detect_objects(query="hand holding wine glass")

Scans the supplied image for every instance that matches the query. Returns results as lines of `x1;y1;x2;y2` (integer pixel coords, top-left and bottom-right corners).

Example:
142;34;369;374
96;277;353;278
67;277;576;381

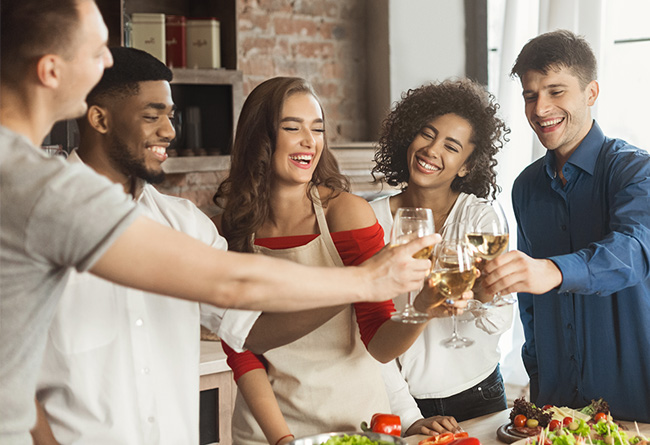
430;233;479;348
390;207;436;324
465;199;515;307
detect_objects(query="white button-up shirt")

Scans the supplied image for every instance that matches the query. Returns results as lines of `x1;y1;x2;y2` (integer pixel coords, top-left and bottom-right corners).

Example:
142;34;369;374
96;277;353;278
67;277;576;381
36;151;260;444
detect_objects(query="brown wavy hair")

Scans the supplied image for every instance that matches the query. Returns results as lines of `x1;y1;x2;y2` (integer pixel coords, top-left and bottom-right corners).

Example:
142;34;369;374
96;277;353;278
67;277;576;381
214;77;349;252
372;78;509;199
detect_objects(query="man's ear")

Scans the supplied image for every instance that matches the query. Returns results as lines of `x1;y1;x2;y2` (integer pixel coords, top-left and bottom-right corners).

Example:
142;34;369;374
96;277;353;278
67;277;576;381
586;80;599;106
87;105;110;134
35;55;62;89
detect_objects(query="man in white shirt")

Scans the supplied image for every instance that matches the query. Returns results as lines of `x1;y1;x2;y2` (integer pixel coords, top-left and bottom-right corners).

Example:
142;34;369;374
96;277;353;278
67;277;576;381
31;47;357;444
0;2;434;442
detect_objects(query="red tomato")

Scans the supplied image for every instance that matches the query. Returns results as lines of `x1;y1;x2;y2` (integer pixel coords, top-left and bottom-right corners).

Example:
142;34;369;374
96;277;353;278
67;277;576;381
563;417;573;426
542;404;553;410
594;412;607;423
514;414;527;428
549;420;561;431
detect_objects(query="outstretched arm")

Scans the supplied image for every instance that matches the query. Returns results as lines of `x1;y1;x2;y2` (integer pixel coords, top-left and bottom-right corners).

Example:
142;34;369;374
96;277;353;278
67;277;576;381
90;216;436;312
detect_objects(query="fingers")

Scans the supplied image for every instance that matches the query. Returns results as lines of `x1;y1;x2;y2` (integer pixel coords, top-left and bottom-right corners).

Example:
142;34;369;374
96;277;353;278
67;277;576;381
399;233;442;257
423;416;461;434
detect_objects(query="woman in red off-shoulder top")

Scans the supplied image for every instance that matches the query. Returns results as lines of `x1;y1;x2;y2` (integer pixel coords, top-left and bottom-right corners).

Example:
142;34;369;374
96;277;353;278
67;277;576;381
212;77;467;445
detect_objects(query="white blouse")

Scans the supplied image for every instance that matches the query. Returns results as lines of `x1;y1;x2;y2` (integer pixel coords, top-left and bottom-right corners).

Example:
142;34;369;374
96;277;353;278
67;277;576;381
370;193;514;432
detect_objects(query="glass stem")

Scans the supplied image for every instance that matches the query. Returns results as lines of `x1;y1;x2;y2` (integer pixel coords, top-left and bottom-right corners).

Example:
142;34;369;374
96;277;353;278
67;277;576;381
451;315;459;338
406;291;415;310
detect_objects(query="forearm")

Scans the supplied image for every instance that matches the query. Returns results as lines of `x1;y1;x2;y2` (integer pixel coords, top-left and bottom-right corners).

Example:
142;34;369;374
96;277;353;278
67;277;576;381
90;217;434;312
237;369;292;445
90;217;369;311
367;321;427;363
30;399;59;445
245;305;347;354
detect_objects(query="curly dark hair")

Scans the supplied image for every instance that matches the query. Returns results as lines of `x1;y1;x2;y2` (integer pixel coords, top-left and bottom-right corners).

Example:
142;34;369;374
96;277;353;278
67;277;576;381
214;77;349;253
372;78;509;199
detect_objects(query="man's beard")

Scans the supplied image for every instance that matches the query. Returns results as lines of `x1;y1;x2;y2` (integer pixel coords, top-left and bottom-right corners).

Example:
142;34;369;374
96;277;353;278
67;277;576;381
107;133;166;184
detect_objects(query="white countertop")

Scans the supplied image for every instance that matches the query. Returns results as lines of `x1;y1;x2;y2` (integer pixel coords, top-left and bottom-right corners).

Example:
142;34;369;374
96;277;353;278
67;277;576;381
199;340;230;376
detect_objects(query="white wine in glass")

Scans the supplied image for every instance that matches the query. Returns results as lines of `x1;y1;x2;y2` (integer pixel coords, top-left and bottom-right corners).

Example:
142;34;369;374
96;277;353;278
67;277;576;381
390;207;435;324
432;237;478;348
465;199;516;306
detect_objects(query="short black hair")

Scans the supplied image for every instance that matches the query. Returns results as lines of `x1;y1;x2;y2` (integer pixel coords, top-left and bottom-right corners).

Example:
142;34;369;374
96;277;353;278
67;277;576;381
87;47;173;106
510;29;597;88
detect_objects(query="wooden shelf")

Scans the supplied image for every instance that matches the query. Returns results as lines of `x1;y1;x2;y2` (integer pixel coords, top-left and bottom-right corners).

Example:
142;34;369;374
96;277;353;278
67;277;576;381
171;68;242;86
163;155;230;173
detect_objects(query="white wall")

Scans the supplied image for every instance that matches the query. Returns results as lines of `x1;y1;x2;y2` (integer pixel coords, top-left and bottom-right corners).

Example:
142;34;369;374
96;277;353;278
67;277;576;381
388;0;466;105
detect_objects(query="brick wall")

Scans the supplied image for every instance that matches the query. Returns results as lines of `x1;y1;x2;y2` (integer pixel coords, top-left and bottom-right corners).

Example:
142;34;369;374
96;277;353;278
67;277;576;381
237;0;368;142
156;0;371;215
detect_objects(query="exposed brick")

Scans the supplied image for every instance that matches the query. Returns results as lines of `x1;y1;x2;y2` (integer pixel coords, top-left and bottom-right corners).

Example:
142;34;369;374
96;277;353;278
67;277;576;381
239;56;276;78
273;17;319;37
255;0;293;14
293;41;336;59
239;36;276;56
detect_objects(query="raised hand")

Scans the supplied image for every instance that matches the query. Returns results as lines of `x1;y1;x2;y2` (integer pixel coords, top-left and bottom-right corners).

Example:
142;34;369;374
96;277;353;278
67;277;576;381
482;250;563;296
362;233;441;302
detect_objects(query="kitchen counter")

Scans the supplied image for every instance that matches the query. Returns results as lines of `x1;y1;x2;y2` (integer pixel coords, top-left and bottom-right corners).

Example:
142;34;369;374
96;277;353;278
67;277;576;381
200;339;230;376
199;340;235;445
405;409;650;445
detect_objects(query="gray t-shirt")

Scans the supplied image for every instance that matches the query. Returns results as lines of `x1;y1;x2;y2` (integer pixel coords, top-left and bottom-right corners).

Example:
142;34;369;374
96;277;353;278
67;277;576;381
0;126;140;444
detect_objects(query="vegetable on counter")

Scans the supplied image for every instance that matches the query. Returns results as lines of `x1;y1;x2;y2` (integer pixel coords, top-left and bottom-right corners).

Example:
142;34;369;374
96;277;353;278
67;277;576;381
418;434;479;445
321;434;394;445
360;413;402;437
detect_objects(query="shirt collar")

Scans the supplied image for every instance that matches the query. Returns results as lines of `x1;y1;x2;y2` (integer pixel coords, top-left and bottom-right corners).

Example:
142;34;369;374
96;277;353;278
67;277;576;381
543;120;604;178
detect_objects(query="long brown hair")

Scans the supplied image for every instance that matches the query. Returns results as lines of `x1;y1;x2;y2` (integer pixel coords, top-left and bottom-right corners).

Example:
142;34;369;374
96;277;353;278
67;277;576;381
214;77;349;252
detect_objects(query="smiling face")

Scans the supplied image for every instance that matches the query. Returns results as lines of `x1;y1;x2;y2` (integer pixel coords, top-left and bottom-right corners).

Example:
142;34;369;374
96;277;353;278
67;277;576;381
521;65;598;157
104;80;176;184
407;113;475;192
271;92;325;186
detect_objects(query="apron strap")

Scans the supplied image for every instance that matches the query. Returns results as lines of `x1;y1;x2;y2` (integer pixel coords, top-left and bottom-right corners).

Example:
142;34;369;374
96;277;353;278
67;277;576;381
310;186;344;267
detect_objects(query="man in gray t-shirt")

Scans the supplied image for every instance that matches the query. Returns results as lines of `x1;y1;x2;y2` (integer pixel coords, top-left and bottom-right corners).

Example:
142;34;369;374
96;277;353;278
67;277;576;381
0;1;436;442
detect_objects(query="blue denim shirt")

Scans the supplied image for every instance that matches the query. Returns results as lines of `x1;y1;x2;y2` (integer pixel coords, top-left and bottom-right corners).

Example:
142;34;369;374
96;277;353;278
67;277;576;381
513;121;650;422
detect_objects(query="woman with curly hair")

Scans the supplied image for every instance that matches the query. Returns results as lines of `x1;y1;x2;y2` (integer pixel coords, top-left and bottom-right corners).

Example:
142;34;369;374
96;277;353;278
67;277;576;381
212;77;466;445
370;78;514;433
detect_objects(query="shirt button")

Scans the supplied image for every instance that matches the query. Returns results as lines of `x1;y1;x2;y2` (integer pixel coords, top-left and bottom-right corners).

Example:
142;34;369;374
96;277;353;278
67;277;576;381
570;355;575;361
135;319;144;327
567;323;573;329
561;224;567;231
148;416;155;423
142;367;150;374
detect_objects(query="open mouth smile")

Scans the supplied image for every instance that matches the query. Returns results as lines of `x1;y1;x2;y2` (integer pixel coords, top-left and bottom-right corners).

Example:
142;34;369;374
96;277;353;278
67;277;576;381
289;153;314;169
416;156;440;173
537;117;564;132
147;145;168;161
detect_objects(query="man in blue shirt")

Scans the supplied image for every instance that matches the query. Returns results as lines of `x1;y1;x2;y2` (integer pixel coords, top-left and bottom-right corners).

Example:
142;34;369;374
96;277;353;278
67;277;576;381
484;30;650;421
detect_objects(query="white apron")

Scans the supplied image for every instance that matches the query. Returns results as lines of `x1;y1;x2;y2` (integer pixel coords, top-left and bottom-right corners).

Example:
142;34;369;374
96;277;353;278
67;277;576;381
232;188;390;444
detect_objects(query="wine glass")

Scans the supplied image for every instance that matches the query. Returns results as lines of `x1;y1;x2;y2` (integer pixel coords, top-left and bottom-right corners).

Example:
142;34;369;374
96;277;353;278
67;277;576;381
390;207;436;324
464;199;516;307
432;228;479;348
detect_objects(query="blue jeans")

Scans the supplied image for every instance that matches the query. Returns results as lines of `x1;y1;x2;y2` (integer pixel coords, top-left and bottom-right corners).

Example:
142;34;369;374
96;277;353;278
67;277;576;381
414;365;507;422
